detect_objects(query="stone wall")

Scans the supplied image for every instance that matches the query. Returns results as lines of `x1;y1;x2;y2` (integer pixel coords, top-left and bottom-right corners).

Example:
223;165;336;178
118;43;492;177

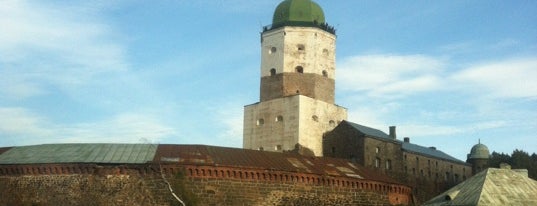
0;164;412;206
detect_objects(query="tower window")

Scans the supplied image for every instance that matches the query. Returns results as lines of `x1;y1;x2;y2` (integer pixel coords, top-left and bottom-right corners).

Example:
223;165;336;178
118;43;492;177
270;68;276;76
275;115;283;122
269;47;277;54
256;118;264;126
386;160;392;170
375;147;380;153
312;115;319;122
375;158;381;168
297;44;305;51
329;120;335;127
295;66;303;73
322;70;328;77
323;49;329;56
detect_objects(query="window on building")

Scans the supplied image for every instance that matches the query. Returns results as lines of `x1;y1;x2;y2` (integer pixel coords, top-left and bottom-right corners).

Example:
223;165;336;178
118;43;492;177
420;169;424;177
404;155;407;160
385;160;392;170
297;44;305;51
375;158;381;168
275;145;282;151
454;174;459;182
256;118;264;126
329;120;335;127
275;115;283;122
445;172;450;181
295;66;304;73
331;147;336;155
270;68;276;76
412;168;416;175
312;115;319;122
269;47;277;54
375;147;380;154
404;166;408;173
322;70;328;77
258;147;264;151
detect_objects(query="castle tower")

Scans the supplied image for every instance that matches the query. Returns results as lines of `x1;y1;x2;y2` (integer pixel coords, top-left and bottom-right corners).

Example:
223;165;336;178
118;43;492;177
243;0;347;156
466;140;490;175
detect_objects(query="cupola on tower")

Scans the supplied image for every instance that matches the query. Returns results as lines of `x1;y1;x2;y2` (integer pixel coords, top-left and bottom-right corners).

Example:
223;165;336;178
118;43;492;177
243;0;347;156
466;140;490;175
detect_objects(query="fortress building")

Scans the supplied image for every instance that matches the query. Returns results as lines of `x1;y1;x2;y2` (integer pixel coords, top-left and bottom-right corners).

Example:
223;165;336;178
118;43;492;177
0;0;496;205
243;0;347;156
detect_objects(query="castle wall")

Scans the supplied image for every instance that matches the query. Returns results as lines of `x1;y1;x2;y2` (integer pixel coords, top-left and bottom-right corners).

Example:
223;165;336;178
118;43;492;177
0;163;412;206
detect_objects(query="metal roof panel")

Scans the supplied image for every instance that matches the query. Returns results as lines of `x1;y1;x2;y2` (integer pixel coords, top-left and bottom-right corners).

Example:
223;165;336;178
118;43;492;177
0;144;157;164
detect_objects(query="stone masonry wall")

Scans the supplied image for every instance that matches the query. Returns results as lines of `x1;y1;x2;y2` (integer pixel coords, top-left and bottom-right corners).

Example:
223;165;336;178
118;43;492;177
0;164;412;206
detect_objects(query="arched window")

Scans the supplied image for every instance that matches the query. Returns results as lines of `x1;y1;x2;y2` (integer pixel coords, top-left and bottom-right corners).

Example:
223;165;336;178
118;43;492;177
257;118;264;126
270;68;276;76
323;49;329;56
295;66;304;73
322;70;328;77
329;120;335;127
269;47;277;54
297;44;305;51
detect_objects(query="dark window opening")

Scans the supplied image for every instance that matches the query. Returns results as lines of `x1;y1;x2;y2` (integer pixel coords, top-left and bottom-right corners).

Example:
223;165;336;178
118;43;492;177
270;68;276;76
295;66;304;73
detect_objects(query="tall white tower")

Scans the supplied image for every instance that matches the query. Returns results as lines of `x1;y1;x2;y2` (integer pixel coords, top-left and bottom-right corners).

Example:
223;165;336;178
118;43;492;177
243;0;347;156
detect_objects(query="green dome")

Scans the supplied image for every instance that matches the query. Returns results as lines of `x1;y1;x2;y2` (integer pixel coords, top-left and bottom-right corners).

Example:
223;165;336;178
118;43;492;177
272;0;326;26
468;143;490;159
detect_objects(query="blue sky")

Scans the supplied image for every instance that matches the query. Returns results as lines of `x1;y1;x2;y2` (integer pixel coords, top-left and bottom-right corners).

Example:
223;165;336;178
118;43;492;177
1;0;536;161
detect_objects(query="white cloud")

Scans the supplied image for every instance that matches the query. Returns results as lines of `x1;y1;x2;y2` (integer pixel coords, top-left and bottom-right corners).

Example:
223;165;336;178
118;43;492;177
338;54;445;98
397;120;507;138
210;100;245;147
0;0;127;99
451;58;537;99
0;107;176;146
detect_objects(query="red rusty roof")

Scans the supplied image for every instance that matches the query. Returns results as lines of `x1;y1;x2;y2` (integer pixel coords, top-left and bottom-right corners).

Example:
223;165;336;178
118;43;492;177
155;144;400;184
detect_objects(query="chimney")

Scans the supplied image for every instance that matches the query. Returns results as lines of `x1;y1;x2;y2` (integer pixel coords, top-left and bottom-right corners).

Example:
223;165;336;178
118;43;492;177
389;126;396;139
404;137;410;143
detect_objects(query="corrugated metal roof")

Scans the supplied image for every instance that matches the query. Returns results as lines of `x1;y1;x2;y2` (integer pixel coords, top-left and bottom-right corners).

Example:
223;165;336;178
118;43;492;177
0;147;11;155
155;144;400;183
402;142;465;163
0;144;158;164
345;121;394;140
0;143;401;184
423;168;537;205
343;121;465;163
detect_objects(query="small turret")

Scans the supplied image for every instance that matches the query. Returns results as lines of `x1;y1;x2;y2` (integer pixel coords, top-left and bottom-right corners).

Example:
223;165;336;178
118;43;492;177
466;139;490;175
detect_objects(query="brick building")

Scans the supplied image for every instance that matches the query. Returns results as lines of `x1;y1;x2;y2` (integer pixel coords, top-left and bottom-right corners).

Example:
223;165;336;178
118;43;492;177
323;121;473;203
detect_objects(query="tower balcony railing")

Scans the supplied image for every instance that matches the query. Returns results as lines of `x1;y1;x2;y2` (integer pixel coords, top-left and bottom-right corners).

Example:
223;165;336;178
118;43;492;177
263;21;336;35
